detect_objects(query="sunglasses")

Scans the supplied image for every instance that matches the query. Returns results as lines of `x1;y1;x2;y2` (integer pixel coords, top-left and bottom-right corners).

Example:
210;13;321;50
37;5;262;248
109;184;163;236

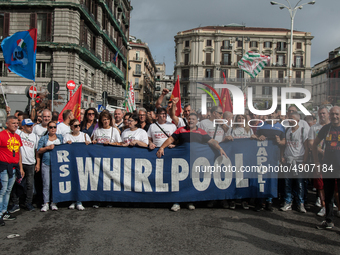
49;126;57;129
73;124;80;128
88;112;95;116
216;111;223;115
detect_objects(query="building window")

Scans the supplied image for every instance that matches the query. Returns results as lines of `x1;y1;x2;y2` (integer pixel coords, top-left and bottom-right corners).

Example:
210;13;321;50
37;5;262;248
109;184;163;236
249;41;258;48
182;69;189;79
222;40;230;49
206;53;211;65
206;40;212;47
84;69;88;85
237;40;242;47
91;73;95;88
237;70;242;79
30;13;52;42
264;41;272;48
222;53;230;65
237;54;242;63
277;55;285;66
296;42;302;49
0;13;10;40
277;42;287;50
36;62;51;78
265;70;270;82
205;69;213;78
135;78;139;86
278;70;284;82
184;53;189;65
185;40;189;47
135;64;141;74
262;86;272;95
0;61;8;77
135;51;140;61
221;69;228;78
295;56;303;68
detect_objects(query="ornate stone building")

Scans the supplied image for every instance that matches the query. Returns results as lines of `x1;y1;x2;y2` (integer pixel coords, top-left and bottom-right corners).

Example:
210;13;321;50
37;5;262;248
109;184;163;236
0;0;132;112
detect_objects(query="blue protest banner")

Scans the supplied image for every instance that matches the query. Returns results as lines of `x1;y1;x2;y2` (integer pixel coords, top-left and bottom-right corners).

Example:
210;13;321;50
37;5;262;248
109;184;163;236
50;139;279;203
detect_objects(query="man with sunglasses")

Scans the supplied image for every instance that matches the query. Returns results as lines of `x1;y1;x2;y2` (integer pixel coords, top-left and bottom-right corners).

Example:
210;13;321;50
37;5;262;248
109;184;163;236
280;112;309;213
9;119;39;213
197;106;225;143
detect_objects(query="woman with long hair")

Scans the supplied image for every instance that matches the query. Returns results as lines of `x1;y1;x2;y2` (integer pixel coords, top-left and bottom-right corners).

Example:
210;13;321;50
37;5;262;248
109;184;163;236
37;121;63;212
92;111;121;145
63;119;91;211
121;113;148;147
81;108;99;137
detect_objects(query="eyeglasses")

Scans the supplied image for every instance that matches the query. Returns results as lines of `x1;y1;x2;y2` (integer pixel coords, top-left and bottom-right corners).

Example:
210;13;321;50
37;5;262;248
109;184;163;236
73;124;80;128
139;114;146;117
216;111;223;115
88;112;95;116
49;126;57;129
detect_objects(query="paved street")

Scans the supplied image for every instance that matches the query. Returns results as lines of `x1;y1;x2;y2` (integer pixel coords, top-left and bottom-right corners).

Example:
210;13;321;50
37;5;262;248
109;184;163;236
0;200;339;255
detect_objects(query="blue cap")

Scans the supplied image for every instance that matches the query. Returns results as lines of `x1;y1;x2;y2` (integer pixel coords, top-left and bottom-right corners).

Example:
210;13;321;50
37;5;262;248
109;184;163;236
22;119;34;126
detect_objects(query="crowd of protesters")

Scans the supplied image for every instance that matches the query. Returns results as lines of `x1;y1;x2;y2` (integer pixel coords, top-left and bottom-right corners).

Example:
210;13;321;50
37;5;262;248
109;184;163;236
0;87;339;231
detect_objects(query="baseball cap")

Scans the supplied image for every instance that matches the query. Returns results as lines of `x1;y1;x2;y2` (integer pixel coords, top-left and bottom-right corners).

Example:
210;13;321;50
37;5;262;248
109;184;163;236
22;119;34;126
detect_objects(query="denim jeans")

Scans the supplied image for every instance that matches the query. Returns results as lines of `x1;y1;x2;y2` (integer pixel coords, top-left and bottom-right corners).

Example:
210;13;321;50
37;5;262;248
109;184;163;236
284;178;304;205
41;163;51;204
0;168;16;216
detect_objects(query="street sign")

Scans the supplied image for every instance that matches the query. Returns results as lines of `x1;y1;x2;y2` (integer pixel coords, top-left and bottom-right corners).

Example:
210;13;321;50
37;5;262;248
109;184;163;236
98;105;105;113
66;80;76;90
47;81;60;94
29;86;37;99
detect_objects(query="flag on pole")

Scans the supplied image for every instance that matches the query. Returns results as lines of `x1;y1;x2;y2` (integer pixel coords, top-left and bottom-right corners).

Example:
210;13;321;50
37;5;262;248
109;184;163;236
58;84;82;122
113;51;119;63
220;72;233;112
1;28;37;81
238;51;270;78
125;81;136;113
170;75;182;117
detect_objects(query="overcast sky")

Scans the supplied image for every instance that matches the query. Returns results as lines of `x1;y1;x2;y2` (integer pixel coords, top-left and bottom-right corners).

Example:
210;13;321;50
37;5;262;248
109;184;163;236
130;0;340;75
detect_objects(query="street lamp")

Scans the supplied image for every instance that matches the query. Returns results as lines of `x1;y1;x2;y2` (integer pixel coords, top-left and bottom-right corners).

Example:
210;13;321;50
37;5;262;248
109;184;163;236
270;0;315;95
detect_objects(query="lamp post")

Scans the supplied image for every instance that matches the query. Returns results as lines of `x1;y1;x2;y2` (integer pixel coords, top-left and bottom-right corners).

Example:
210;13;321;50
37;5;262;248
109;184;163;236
236;36;250;92
270;1;315;98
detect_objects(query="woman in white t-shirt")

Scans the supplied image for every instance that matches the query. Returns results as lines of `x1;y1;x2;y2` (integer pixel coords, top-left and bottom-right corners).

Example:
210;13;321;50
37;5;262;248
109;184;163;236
223;114;256;210
92;111;122;145
63;119;91;211
121;114;149;147
224;114;256;141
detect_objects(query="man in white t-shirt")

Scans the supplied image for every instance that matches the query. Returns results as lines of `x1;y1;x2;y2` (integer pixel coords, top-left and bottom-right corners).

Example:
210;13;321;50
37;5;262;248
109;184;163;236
57;109;73;136
10;119;39;212
33;109;51;139
281;112;309;213
198;106;225;143
148;108;177;150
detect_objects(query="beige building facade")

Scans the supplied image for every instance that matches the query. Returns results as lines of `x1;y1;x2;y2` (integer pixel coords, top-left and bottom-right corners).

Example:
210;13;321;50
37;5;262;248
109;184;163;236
0;0;132;112
128;40;156;109
311;59;328;107
174;24;313;110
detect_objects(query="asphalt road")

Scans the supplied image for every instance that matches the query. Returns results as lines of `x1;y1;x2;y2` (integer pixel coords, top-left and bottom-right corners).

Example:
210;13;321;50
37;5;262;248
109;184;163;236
0;201;339;255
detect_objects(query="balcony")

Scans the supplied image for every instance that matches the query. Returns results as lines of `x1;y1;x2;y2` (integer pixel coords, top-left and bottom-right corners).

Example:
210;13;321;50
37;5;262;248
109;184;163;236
132;57;143;62
134;84;141;90
133;71;142;76
276;47;288;53
220;61;231;66
292;64;305;68
221;45;232;51
181;77;190;82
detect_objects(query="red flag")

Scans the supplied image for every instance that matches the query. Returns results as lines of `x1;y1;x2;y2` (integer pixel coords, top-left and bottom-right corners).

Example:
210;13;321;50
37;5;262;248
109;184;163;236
58;84;82;122
170;75;182;117
220;73;233;112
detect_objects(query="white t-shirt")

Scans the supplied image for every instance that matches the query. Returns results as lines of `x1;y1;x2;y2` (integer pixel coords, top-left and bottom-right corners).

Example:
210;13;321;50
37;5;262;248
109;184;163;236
46;138;61;146
226;126;253;139
147;122;177;147
121;128;149;145
92;127;122;143
284;126;308;159
198;119;225;142
63;132;91;143
17;130;39;165
33;124;47;139
56;122;71;136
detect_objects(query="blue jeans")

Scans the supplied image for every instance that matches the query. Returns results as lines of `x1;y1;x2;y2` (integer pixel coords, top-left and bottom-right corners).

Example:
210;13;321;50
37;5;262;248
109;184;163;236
284;178;304;205
0;168;16;216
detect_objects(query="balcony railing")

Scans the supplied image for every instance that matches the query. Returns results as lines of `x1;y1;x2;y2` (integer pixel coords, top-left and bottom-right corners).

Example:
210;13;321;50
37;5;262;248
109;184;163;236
220;61;231;66
133;57;143;62
221;45;232;50
276;47;288;52
133;71;142;76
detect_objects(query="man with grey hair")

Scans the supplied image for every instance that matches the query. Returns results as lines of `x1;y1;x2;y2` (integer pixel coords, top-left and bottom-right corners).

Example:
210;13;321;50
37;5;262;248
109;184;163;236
0;116;25;226
33;109;52;139
280;112;309;213
138;107;151;132
313;106;340;229
114;109;125;130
